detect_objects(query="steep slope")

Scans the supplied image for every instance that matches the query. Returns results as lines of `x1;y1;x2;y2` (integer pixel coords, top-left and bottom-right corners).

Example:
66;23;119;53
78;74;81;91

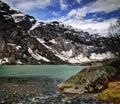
58;59;120;94
0;0;117;64
0;0;64;64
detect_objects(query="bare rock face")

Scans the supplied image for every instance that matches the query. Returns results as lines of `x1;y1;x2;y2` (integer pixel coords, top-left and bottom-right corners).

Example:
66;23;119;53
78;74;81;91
58;59;120;94
0;36;5;52
0;36;5;59
0;0;119;64
0;0;65;64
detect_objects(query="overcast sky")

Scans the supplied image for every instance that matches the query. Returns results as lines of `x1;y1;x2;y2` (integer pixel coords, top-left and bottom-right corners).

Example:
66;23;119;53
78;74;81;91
4;0;120;36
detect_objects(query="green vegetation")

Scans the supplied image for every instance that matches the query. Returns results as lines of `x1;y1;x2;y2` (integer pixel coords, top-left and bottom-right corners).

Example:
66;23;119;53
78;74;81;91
96;81;120;104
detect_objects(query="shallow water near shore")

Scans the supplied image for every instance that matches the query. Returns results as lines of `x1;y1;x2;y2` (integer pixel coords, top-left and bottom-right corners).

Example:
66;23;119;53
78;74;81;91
0;65;112;104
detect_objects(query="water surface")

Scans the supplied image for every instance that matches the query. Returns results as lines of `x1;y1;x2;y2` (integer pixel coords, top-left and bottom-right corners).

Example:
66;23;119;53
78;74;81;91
0;65;83;80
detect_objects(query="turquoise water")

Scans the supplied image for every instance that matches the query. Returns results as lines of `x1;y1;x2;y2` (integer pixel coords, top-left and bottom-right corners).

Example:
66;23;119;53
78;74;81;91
0;65;83;80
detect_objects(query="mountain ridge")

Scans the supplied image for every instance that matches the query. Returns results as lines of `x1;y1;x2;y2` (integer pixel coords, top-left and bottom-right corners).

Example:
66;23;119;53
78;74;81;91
0;0;117;65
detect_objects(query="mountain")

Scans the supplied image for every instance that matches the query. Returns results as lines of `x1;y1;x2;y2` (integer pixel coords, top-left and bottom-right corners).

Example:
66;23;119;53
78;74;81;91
0;0;116;65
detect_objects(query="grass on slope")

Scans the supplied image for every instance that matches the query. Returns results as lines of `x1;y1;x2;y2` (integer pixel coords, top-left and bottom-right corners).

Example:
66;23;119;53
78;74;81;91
96;81;120;104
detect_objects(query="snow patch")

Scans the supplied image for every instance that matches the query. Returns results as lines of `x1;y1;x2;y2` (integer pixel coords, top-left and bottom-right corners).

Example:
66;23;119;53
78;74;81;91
3;15;11;20
55;53;90;63
90;52;115;60
49;39;57;44
36;38;45;44
30;22;40;31
43;44;52;50
12;13;26;22
87;46;94;49
61;49;73;57
7;43;16;46
0;58;9;64
55;54;66;61
55;51;115;64
64;41;70;44
7;43;21;50
16;45;22;50
106;52;115;58
68;54;91;63
17;60;22;64
29;18;35;22
12;13;25;18
36;38;52;50
41;23;46;26
28;48;50;62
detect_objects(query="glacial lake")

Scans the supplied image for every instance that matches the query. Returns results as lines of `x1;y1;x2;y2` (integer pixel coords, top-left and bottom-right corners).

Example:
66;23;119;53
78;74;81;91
0;65;83;80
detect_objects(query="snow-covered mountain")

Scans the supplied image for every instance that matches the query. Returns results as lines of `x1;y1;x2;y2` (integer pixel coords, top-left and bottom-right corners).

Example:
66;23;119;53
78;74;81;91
0;0;116;65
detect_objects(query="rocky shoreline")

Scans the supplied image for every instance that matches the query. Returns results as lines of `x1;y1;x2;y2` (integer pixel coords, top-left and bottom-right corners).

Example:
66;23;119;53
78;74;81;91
0;77;112;104
58;59;120;104
0;77;61;104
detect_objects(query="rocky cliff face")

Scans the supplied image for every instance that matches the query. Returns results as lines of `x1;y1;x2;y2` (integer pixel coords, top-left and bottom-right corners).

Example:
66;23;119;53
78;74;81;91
0;0;118;64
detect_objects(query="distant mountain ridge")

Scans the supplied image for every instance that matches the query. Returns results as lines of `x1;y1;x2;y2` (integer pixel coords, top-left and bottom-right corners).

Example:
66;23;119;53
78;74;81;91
0;0;116;64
